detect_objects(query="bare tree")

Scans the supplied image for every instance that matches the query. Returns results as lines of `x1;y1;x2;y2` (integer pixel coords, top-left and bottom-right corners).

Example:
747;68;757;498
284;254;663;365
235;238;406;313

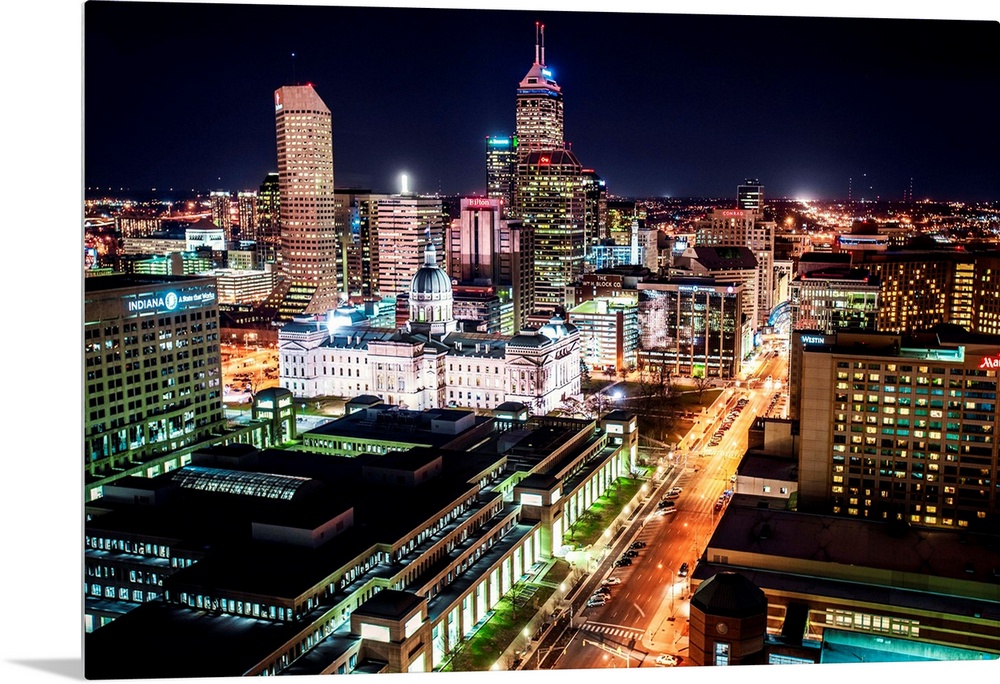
692;371;712;402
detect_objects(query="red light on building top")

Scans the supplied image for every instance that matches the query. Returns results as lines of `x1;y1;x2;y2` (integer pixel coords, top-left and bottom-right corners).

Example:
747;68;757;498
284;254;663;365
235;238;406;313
539;156;551;165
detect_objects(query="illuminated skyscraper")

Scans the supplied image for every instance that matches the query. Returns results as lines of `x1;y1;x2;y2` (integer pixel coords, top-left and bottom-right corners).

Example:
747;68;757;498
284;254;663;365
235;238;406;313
581;168;607;247
236;191;258;241
256;172;280;265
209;191;233;241
486;135;518;215
515;149;586;313
272;84;342;319
375;194;445;299
511;24;590;315
694;207;775;329
515;23;564;156
737;178;764;215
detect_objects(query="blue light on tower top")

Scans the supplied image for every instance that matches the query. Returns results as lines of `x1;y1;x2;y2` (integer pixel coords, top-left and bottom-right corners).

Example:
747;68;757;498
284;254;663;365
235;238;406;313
541;68;553;78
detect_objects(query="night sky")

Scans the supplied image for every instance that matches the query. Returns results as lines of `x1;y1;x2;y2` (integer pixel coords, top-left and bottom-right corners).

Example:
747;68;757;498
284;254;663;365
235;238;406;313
84;2;1000;202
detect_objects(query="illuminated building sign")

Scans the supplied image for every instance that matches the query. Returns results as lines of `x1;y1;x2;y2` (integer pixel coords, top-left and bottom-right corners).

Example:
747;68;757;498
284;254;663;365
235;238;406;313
256;399;274;409
583;274;623;288
274;91;282;112
488;137;511;146
539;156;551;165
720;210;746;217
124;289;216;314
127;291;179;313
979;354;1000;369
541;68;553;78
464;198;497;209
800;335;826;345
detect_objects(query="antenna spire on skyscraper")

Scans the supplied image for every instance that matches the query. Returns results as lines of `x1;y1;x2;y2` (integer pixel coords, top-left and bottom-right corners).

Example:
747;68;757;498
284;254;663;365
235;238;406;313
540;24;546;66
535;22;540;65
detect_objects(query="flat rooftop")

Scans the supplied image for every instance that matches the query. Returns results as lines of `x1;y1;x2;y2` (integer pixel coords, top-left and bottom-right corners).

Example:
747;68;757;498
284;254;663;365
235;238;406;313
706;505;1000;588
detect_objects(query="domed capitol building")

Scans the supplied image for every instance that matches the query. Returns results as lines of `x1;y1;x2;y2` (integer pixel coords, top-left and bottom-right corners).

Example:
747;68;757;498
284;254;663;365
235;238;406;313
277;243;582;413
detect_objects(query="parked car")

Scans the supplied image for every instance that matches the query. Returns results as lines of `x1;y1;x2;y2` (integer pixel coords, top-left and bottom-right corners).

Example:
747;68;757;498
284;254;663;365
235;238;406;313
655;654;679;667
615;557;632;567
678;562;689;577
601;576;622;586
630;540;647;549
596;585;612;595
624;549;639;558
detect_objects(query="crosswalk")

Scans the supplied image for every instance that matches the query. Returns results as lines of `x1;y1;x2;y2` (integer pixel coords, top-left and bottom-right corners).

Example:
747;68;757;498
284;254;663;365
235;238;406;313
583;621;644;641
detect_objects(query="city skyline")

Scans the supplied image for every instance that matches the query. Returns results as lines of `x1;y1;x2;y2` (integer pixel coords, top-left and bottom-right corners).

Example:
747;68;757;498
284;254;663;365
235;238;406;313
84;3;999;202
9;2;1000;684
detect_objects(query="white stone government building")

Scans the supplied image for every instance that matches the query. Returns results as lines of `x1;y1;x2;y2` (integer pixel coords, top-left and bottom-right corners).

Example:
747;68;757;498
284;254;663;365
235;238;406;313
278;244;581;414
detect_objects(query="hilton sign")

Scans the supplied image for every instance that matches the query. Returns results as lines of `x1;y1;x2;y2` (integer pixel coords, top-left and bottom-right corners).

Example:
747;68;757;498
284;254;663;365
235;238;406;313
464;198;497;209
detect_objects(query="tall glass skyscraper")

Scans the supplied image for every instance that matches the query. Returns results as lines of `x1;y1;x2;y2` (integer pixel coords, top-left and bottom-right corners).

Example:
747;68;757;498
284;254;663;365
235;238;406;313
515;23;564;156
273;84;342;319
737;178;764;215
486;135;517;215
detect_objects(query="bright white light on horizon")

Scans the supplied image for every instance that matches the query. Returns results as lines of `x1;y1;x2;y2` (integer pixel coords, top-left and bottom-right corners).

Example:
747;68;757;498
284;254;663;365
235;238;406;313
400;173;409;194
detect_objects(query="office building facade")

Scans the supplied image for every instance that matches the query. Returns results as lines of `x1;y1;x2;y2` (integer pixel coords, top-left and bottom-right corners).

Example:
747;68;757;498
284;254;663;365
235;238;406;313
486;135;518;215
84;275;226;480
789;268;880;333
236;190;258;241
569;298;639;373
795;329;1000;531
737;178;764;215
515;149;586;314
273;84;342;318
375;194;446;299
637;279;747;378
210;191;233;240
694;207;775;329
256;172;281;265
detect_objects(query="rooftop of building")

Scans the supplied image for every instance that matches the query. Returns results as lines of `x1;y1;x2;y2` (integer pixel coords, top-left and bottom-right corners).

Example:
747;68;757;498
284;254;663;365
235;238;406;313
84;272;214;293
704;505;1000;589
736;451;798;482
88;446;506;602
688;245;759;270
800;252;852;263
353;589;424;620
569;299;637;315
304;404;490;447
802;326;1000;357
520;149;581;168
691;571;768;618
793;267;879;285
